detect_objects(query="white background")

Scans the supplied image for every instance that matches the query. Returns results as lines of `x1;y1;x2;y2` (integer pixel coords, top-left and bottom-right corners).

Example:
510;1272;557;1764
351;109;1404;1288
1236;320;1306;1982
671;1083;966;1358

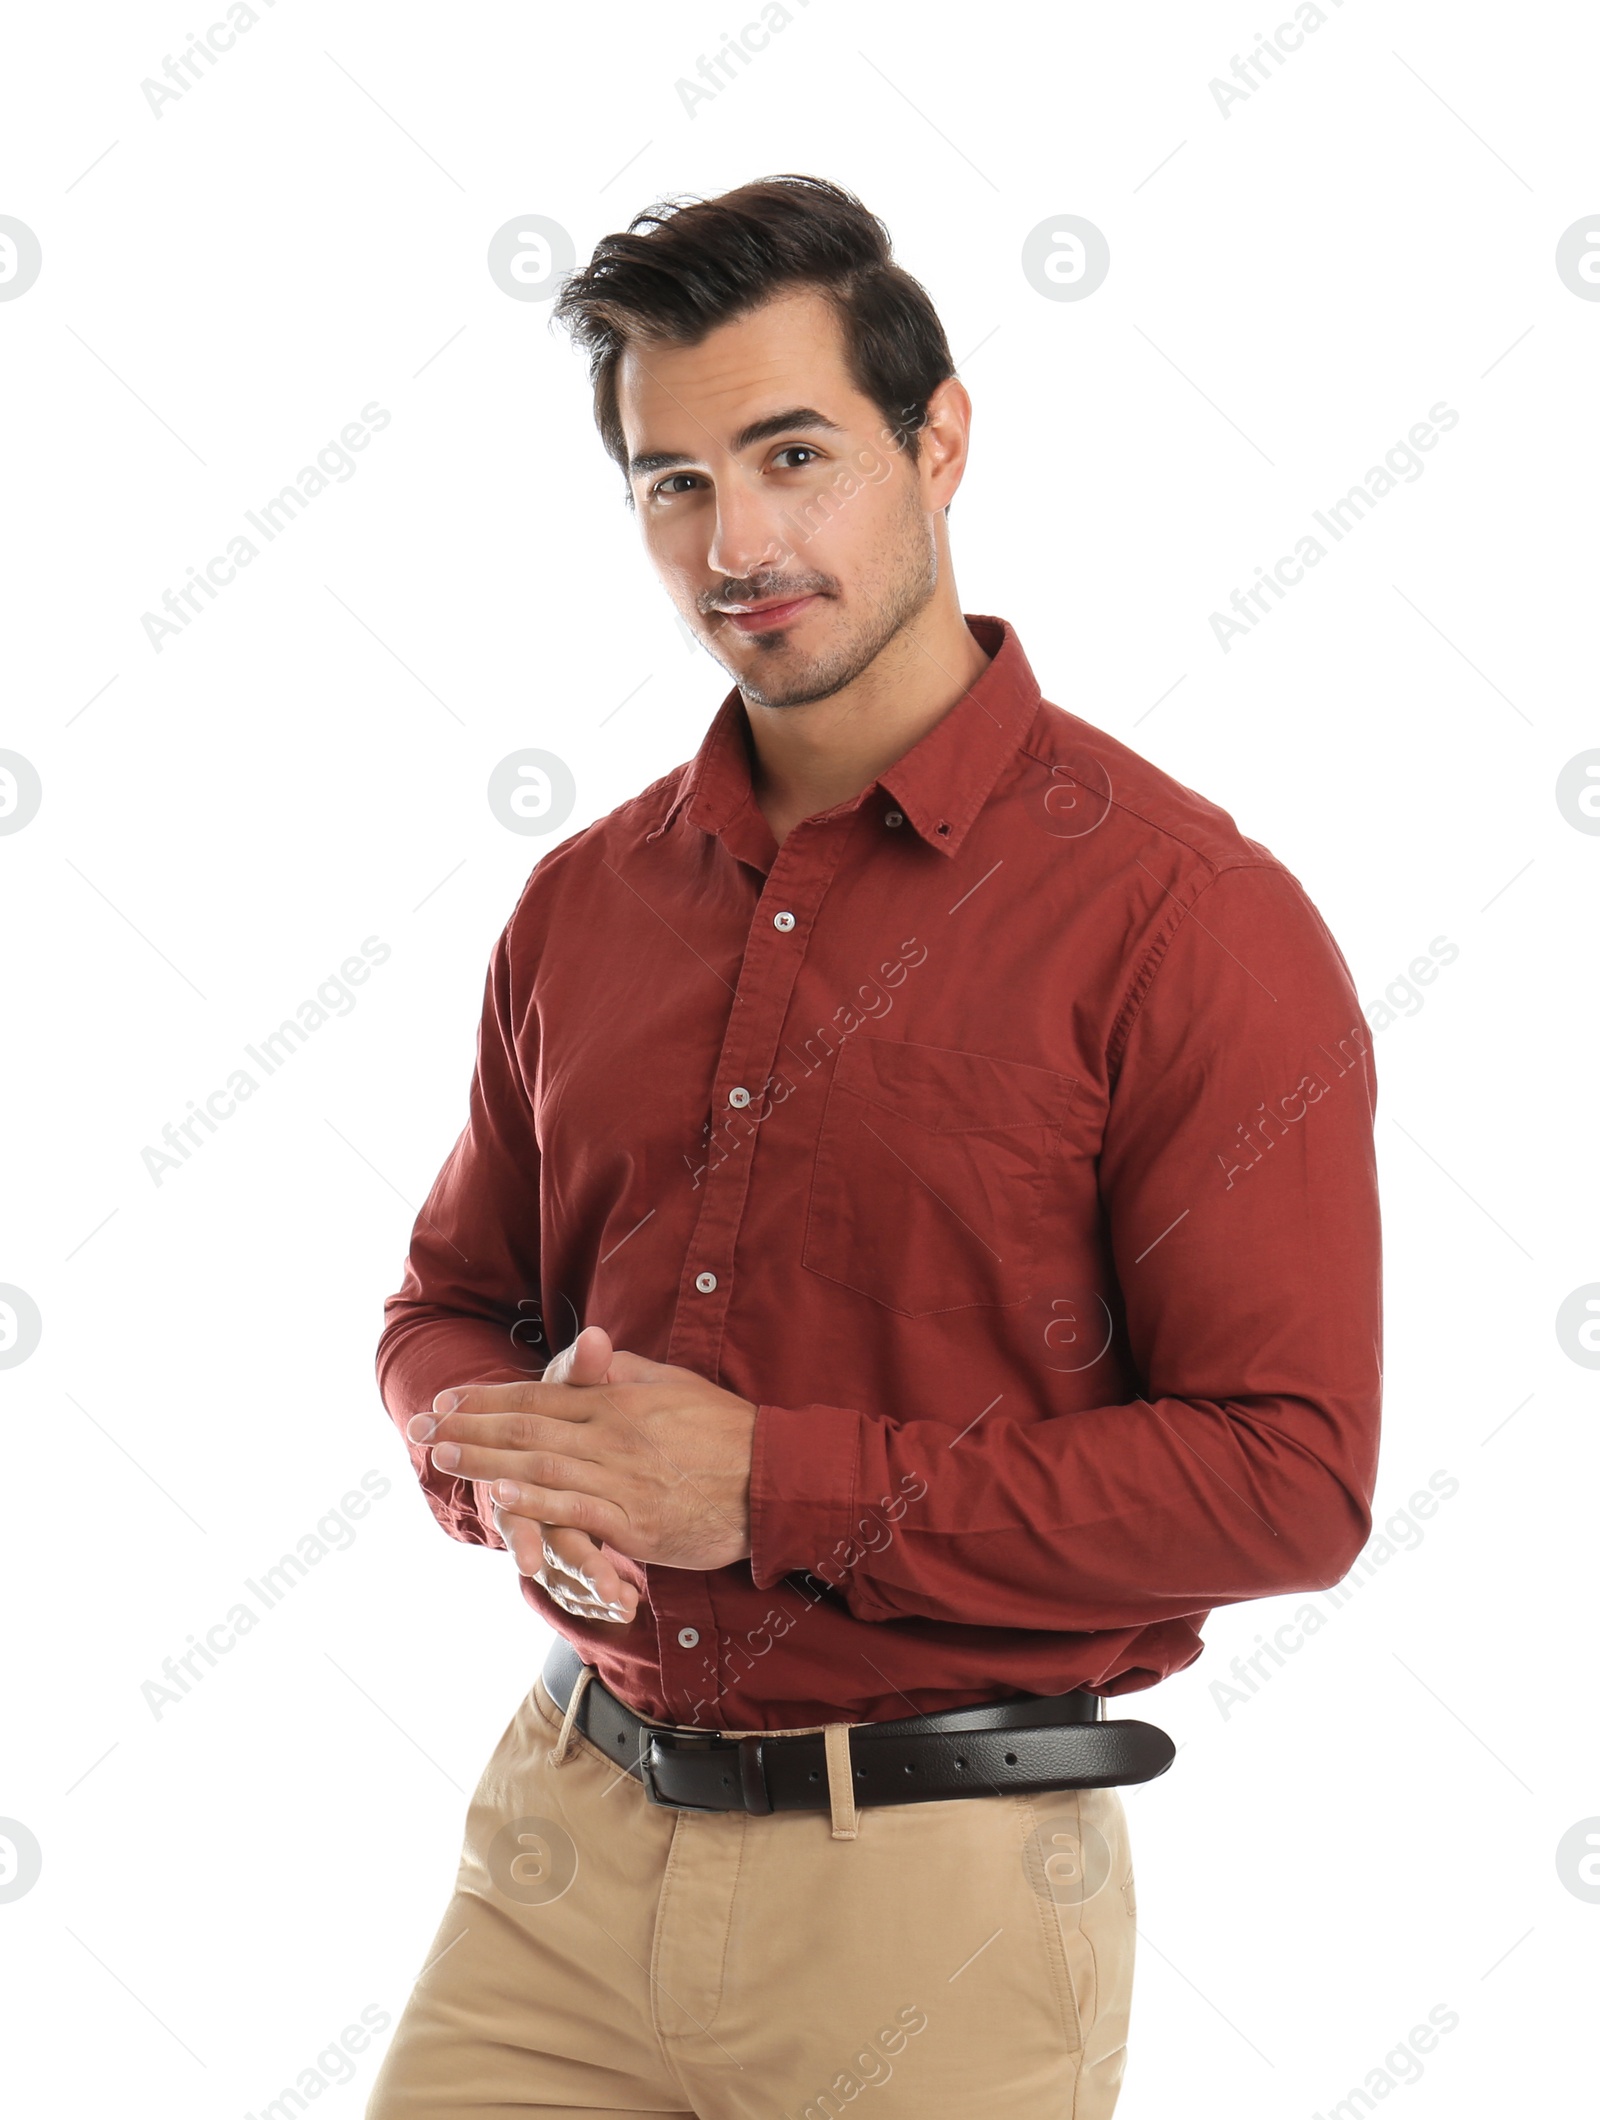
2;2;1596;2114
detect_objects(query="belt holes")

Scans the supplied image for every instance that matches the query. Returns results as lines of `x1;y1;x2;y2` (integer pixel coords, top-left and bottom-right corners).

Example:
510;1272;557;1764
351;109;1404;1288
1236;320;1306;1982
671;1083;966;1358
954;1758;967;1770
903;1762;915;1772
808;1768;819;1780
1004;1751;1018;1765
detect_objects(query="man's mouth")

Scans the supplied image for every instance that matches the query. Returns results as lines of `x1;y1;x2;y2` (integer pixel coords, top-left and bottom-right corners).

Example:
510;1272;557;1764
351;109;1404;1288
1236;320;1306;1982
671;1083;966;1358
711;592;820;634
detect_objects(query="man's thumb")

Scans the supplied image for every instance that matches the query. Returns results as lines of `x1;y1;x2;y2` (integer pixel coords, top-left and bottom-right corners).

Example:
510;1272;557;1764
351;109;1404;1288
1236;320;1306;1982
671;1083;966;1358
544;1322;615;1385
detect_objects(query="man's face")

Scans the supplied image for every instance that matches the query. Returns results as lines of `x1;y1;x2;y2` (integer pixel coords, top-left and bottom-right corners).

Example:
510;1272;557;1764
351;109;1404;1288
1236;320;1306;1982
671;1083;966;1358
616;286;948;708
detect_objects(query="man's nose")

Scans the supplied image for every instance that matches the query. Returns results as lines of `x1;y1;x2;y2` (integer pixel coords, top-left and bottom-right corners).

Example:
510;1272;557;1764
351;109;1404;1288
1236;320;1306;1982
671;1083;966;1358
705;472;793;585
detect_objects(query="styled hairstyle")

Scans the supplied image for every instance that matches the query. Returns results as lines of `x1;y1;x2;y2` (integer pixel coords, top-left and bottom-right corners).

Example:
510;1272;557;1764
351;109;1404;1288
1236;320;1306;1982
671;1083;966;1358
551;174;956;500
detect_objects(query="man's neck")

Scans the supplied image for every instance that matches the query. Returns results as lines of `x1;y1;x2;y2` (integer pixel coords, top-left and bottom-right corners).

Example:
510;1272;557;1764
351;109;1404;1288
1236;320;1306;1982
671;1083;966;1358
744;600;992;848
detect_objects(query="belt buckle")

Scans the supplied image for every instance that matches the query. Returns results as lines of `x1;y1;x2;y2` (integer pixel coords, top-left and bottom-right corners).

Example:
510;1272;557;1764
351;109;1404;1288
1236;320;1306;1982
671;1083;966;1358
636;1730;725;1813
634;1735;674;1809
636;1731;773;1814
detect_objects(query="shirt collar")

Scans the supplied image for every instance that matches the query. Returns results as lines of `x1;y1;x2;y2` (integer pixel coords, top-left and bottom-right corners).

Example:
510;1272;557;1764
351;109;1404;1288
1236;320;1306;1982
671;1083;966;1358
648;614;1040;860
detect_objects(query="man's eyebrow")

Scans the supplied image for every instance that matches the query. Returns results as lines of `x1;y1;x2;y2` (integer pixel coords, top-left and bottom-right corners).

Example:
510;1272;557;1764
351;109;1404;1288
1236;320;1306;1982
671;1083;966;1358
626;407;846;480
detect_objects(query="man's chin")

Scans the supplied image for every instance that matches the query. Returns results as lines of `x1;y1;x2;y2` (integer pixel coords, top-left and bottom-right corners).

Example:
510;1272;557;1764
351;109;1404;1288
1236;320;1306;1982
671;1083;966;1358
733;657;860;710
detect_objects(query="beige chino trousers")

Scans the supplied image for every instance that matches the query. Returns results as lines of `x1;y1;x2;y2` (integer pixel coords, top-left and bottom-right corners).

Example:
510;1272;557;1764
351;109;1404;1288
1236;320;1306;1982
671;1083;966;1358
365;1668;1137;2119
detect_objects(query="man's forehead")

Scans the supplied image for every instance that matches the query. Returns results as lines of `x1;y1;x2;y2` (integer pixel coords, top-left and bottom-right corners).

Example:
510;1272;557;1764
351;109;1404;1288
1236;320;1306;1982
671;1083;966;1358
616;291;861;451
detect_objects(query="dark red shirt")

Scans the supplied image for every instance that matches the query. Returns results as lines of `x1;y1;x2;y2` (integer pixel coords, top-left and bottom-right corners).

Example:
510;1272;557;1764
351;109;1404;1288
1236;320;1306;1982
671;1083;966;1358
377;614;1383;1730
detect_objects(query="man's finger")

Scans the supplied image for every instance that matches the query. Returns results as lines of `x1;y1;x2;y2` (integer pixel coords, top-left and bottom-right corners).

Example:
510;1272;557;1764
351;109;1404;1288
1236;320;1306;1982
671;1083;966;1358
481;1478;629;1543
422;1437;616;1491
499;1515;629;1603
419;1381;627;1438
496;1514;637;1623
407;1398;600;1450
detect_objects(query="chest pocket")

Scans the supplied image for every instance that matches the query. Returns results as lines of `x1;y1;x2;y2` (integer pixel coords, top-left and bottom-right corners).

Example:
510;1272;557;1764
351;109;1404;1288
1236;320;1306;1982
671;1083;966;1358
802;1036;1077;1317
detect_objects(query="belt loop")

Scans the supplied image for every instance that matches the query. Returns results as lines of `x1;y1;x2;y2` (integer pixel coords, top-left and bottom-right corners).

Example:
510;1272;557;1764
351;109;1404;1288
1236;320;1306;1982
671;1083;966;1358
823;1723;858;1840
550;1662;595;1767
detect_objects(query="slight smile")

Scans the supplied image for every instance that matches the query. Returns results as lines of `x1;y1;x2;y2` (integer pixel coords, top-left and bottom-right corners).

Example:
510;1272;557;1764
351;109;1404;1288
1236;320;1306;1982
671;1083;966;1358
714;593;819;633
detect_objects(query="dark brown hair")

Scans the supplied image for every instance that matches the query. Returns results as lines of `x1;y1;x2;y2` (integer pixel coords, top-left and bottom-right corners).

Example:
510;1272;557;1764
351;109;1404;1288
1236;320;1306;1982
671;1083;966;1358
551;174;955;499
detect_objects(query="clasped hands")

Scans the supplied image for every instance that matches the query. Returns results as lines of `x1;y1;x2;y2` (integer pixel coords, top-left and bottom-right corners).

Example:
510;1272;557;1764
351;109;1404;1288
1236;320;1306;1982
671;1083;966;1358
405;1326;757;1627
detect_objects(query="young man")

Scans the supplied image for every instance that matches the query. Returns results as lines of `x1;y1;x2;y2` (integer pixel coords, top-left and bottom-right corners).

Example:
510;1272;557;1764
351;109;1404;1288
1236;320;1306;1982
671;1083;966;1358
366;175;1382;2118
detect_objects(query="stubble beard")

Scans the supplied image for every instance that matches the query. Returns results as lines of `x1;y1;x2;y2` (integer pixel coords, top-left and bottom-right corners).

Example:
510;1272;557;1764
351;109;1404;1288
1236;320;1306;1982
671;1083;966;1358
712;495;940;711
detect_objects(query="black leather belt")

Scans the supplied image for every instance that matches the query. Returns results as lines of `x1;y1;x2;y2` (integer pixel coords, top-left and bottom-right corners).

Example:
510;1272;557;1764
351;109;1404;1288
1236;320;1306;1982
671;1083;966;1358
541;1639;1175;1814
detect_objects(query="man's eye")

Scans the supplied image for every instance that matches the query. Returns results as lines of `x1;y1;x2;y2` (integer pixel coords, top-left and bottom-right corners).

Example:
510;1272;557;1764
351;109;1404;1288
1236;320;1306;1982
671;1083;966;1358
652;475;701;499
773;445;820;469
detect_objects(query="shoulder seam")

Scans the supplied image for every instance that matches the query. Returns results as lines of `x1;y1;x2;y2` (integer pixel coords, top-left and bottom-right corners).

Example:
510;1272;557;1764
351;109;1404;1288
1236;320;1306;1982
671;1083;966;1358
1014;740;1273;872
1106;859;1288;1083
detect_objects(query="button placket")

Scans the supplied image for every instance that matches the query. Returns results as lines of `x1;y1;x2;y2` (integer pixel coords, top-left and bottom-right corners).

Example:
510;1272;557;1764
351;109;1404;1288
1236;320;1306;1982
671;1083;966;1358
657;821;859;1722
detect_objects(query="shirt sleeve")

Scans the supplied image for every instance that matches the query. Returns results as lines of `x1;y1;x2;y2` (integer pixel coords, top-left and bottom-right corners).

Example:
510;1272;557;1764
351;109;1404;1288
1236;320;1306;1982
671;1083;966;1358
747;862;1384;1631
375;912;547;1550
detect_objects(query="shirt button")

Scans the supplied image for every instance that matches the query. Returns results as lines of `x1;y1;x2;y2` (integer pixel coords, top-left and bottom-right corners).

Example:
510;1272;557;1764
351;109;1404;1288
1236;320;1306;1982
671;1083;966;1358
773;911;796;932
677;1627;700;1649
727;1086;751;1108
694;1270;717;1293
885;809;904;827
